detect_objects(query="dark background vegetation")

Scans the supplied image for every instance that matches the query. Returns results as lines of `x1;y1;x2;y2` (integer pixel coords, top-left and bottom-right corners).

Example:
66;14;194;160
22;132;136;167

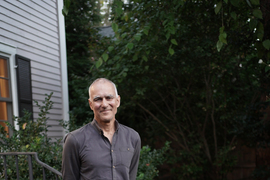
65;0;270;179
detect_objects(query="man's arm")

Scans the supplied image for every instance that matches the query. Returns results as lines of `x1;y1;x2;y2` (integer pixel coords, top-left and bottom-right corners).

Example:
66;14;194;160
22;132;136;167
129;133;141;180
62;133;80;180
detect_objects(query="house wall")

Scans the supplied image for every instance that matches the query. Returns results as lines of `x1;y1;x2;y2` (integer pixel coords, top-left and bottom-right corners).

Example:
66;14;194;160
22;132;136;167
0;0;68;139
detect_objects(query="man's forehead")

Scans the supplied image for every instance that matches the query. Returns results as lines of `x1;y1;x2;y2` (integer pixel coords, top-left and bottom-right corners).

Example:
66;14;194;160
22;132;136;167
90;81;116;96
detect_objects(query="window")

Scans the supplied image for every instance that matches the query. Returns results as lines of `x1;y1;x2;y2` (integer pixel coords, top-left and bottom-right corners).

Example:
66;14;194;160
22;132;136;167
0;56;13;134
0;42;33;134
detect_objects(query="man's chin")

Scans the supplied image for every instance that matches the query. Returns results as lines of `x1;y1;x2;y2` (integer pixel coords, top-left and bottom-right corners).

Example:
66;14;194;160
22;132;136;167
100;118;114;123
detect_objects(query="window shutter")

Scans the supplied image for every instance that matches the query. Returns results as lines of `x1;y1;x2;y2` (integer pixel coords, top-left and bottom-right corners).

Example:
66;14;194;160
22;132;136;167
16;55;33;119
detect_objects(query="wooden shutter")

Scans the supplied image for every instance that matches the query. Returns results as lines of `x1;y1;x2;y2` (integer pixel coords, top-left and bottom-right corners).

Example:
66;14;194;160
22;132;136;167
16;55;33;119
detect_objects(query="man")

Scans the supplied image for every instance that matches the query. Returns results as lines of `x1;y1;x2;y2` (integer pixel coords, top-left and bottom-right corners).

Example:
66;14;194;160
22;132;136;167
62;78;141;180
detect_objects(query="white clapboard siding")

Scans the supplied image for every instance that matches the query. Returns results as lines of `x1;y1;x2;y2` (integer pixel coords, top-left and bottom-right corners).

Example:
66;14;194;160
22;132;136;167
1;23;59;51
31;61;60;73
1;15;58;44
0;28;59;57
0;0;67;139
7;1;57;25
31;69;61;81
0;3;58;32
47;120;63;126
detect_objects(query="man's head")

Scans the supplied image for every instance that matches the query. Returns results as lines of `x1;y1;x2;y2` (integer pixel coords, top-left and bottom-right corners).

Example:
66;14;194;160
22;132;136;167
88;78;120;123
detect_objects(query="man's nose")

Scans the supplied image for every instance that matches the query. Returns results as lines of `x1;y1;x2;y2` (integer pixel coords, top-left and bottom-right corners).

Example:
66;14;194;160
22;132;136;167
101;99;108;107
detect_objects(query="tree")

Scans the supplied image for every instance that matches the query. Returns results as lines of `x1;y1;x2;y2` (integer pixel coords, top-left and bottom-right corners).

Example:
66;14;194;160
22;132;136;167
64;0;102;129
89;0;270;179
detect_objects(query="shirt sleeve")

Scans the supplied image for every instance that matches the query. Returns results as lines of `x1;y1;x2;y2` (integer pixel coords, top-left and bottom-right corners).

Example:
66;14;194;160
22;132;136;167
129;133;141;180
62;133;81;180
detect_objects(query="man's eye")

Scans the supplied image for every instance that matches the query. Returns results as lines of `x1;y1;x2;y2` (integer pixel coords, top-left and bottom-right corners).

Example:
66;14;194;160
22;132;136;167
94;98;102;101
106;96;113;100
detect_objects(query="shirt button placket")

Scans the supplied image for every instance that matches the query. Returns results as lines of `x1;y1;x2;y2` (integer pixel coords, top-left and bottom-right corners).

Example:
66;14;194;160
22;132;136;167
112;131;118;180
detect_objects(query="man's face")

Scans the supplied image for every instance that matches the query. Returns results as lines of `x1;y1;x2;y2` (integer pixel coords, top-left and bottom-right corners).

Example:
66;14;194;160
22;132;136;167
89;81;120;123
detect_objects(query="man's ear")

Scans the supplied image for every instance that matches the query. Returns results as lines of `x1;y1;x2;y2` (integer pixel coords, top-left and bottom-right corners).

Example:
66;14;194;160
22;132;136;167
88;99;93;110
117;95;121;108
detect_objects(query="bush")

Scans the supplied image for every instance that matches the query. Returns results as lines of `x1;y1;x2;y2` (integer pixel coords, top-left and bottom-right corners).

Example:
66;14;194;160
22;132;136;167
137;141;170;180
0;93;62;179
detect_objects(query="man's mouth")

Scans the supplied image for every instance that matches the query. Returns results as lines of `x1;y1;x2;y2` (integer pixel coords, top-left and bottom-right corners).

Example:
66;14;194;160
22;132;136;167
101;109;111;113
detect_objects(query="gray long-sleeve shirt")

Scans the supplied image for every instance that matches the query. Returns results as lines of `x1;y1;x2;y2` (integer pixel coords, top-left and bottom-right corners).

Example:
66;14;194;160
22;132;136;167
61;120;141;180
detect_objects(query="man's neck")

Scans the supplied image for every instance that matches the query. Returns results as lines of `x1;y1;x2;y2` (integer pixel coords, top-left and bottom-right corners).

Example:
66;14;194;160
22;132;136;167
96;119;116;142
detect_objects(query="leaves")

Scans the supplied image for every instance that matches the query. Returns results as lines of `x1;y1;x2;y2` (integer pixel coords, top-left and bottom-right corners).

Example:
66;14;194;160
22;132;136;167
263;39;270;50
219;32;227;44
0;93;63;179
249;19;258;31
215;2;222;14
112;22;119;32
256;22;264;41
171;39;178;45
96;58;103;68
127;42;134;50
217;40;223;52
169;47;175;55
62;0;71;16
230;12;237;20
134;33;142;41
265;65;270;73
108;46;114;52
250;0;260;5
253;9;263;19
230;0;240;7
102;53;109;62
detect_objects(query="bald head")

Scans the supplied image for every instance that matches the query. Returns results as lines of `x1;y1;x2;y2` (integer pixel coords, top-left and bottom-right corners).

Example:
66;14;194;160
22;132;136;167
88;78;118;100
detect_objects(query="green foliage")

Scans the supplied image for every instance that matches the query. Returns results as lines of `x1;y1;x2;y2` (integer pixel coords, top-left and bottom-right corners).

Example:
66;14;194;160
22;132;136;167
86;0;270;179
0;93;62;179
137;142;170;180
62;0;270;179
65;0;102;127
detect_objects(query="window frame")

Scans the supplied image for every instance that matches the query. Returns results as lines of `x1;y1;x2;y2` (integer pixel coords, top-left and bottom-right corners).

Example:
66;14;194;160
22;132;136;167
0;55;13;134
0;41;19;131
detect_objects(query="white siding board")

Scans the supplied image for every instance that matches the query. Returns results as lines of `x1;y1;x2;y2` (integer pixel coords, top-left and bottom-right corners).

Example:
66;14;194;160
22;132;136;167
32;86;62;95
0;6;58;36
48;126;65;131
0;22;59;52
0;30;60;60
0;14;58;44
6;0;57;26
0;2;58;32
32;95;62;102
32;1;57;14
23;54;60;68
32;94;62;103
41;0;56;9
50;103;63;109
33;107;62;115
31;69;61;81
32;101;62;109
33;113;62;120
31;81;61;92
31;61;60;73
32;75;61;86
47;120;63;126
46;131;64;138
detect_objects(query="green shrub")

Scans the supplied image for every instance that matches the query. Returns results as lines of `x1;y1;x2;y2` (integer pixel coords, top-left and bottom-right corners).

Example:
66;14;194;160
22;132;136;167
0;93;62;179
137;141;170;180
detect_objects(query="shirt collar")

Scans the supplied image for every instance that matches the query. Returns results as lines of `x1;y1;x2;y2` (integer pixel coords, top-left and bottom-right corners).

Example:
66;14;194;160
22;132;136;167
91;119;119;134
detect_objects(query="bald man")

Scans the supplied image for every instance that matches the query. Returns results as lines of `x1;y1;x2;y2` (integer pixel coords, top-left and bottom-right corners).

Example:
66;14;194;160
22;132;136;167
62;78;141;180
